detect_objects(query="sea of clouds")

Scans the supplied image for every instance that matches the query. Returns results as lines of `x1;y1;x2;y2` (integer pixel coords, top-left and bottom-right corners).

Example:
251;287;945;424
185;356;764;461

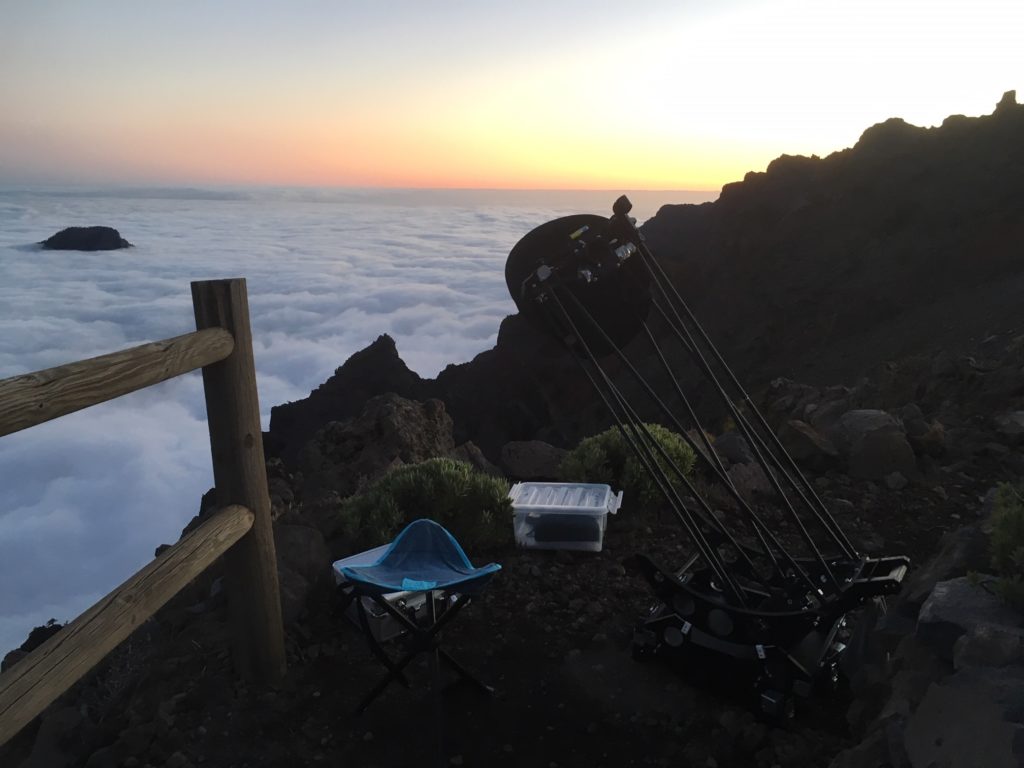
0;186;710;652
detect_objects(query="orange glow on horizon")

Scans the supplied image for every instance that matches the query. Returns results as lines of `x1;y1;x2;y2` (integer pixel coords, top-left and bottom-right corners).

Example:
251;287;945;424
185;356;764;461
2;0;1019;190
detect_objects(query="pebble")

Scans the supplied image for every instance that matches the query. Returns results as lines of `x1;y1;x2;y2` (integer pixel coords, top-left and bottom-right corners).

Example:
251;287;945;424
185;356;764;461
363;731;374;742
449;755;464;766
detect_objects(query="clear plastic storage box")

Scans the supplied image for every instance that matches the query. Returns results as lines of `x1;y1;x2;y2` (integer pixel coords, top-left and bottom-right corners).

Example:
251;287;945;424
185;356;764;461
508;482;623;552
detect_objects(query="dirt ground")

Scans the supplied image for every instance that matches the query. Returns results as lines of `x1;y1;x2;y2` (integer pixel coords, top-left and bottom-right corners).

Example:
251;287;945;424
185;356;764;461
75;474;978;768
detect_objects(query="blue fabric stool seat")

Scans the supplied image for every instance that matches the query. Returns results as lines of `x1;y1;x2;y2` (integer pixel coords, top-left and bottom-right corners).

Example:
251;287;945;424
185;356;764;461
335;519;501;716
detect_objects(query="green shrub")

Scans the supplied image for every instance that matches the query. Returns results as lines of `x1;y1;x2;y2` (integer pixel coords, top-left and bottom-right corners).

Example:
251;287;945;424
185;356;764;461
558;423;696;511
337;458;512;552
990;482;1024;612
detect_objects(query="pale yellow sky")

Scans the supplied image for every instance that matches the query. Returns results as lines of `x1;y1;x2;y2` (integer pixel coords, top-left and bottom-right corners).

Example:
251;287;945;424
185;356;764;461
1;0;1020;189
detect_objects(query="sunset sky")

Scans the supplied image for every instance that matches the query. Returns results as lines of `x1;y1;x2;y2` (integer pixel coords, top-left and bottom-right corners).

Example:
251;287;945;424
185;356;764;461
1;0;1021;191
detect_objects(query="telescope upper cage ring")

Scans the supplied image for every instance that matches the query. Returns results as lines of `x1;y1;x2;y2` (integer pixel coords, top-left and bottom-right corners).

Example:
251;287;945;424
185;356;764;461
505;214;653;356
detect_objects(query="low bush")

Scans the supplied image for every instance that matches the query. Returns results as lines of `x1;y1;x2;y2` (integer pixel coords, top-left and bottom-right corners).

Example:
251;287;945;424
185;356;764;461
990;482;1024;611
337;458;512;552
558;423;696;511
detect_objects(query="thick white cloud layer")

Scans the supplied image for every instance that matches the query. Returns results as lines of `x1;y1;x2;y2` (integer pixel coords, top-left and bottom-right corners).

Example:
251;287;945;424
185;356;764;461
0;187;699;652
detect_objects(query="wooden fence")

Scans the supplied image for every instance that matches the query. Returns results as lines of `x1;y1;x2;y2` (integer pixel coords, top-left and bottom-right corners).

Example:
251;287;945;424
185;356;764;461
0;278;286;746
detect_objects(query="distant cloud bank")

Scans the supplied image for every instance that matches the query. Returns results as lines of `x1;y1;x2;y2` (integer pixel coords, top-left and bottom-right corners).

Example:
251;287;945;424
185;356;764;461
0;187;706;651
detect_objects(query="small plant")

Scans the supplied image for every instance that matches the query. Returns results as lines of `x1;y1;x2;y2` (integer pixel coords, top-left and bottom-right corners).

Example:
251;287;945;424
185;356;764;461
990;482;1024;612
558;423;696;511
337;458;512;552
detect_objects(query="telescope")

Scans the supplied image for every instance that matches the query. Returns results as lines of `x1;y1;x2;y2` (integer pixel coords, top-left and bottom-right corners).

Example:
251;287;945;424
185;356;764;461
505;195;909;717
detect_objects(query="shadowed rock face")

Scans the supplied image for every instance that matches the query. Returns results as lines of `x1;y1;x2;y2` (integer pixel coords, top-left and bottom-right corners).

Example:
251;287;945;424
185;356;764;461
40;226;132;250
642;91;1024;390
268;335;432;464
270;93;1024;467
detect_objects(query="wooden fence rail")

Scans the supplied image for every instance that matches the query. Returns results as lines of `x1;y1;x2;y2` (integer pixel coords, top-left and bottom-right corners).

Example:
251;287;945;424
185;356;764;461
0;504;254;745
0;327;234;438
0;278;285;748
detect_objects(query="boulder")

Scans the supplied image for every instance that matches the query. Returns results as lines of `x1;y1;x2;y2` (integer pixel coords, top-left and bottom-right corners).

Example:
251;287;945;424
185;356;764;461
447;441;502;476
269;335;431;464
19;706;83;768
904;667;1024;768
777;419;839;471
726;462;774;502
884;471;908;491
713;431;754;465
917;576;1024;660
830;410;916;480
500;440;566;481
299;394;455;503
953;623;1024;669
40;226;132;250
274;523;332;624
994;411;1024;444
906;420;945;457
897;525;990;615
829;723;907;768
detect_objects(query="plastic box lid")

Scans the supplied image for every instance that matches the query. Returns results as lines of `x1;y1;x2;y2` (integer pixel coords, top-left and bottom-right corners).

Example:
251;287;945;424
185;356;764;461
508;482;623;515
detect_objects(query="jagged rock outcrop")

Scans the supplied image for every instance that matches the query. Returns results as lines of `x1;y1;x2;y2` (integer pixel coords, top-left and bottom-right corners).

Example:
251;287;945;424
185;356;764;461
270;95;1024;471
830;409;917;480
298;393;455;503
269;335;430;464
916;576;1024;660
644;92;1024;392
295;393;457;550
39;226;132;250
499;440;567;481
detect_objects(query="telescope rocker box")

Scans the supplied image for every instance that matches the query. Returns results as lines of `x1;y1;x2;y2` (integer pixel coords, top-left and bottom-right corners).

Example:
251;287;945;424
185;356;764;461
508;482;623;552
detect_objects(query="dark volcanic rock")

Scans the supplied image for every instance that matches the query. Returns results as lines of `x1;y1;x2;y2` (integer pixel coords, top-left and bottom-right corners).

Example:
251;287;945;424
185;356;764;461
830;410;916;480
643;92;1024;391
916;576;1024;660
269;335;431;464
500;440;567;481
40;226;132;250
298;393;455;503
274;523;332;624
271;94;1024;482
777;419;839;471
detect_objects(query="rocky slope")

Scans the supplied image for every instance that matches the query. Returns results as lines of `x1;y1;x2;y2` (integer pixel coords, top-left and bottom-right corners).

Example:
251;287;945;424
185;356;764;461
4;93;1024;768
270;91;1024;464
643;90;1024;389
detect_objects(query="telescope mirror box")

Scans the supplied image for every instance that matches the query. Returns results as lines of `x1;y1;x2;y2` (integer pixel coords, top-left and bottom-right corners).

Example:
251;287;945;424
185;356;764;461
508;482;623;552
332;544;453;643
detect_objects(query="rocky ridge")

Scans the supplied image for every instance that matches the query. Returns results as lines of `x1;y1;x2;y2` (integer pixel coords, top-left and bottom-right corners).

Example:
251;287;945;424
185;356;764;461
269;92;1024;464
4;94;1024;767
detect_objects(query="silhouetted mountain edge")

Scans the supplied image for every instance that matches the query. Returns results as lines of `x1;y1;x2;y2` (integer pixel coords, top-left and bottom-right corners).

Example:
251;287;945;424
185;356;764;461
270;92;1024;463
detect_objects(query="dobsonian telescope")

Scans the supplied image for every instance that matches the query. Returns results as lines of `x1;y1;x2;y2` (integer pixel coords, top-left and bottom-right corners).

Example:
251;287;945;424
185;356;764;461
505;196;909;717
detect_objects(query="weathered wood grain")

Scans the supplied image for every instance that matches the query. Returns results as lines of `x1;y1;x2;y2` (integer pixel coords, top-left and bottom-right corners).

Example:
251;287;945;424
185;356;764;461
0;504;254;746
192;279;286;684
0;328;234;437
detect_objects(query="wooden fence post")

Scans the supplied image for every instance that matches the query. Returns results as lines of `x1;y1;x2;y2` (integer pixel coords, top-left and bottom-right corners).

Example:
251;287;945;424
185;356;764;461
192;279;286;684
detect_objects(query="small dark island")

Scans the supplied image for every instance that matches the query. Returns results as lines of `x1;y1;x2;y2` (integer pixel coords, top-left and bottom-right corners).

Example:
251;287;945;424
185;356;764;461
40;226;133;251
